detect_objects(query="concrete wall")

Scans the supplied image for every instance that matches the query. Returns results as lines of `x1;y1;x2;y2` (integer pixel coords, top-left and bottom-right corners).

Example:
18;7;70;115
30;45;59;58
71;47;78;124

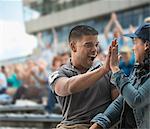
25;0;150;34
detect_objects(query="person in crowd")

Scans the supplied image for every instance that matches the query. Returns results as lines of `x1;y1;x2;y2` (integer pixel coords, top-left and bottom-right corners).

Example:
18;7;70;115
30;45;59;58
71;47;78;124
90;23;150;129
49;25;118;129
40;28;58;66
144;17;150;23
5;64;22;96
119;46;135;76
0;66;11;104
30;59;49;105
48;55;63;113
104;12;133;50
51;55;63;72
12;62;43;104
104;13;125;47
59;52;70;65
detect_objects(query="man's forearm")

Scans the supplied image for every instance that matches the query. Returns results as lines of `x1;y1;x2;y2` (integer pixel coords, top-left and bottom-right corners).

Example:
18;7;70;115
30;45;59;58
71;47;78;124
67;66;108;94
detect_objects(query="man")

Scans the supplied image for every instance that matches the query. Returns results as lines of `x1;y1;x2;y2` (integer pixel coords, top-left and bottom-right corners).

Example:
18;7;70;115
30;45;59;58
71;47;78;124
49;25;118;129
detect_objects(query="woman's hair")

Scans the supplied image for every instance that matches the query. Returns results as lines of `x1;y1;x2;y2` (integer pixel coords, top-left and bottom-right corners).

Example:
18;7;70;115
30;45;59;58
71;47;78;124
143;40;150;71
135;40;150;79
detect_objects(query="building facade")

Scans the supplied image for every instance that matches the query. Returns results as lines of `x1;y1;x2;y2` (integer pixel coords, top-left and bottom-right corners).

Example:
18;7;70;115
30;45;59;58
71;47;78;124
23;0;150;50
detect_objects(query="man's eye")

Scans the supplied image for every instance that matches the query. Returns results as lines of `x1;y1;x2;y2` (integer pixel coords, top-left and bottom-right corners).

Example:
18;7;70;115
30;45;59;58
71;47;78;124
86;44;93;48
84;42;99;48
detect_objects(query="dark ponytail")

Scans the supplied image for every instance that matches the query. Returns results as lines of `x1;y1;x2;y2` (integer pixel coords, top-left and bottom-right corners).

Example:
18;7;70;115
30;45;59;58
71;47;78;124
143;41;150;71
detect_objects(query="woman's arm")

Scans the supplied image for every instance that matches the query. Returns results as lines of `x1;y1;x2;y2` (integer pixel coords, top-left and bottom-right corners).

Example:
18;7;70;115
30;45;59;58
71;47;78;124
90;95;123;129
111;71;150;108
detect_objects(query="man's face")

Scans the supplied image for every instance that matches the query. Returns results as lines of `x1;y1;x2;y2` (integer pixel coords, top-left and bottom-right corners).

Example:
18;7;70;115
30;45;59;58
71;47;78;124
75;35;99;70
132;38;145;63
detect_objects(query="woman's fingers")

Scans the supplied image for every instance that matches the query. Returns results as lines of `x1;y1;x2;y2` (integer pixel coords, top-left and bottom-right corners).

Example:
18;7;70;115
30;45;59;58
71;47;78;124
118;54;122;61
111;45;118;55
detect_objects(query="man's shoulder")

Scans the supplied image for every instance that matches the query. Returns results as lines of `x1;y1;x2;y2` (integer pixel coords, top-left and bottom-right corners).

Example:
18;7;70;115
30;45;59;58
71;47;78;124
58;63;75;74
48;66;65;84
48;64;76;85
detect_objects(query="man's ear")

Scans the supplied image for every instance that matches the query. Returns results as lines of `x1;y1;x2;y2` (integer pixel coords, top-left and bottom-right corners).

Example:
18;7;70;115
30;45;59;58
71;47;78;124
70;41;77;52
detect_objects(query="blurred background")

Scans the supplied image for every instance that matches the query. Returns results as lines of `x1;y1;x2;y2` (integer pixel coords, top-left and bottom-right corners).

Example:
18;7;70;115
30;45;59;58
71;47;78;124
0;0;150;128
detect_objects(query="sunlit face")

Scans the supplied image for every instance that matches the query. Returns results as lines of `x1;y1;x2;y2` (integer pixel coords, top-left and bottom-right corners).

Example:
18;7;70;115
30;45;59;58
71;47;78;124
53;60;62;71
61;54;70;65
132;38;145;63
75;35;99;70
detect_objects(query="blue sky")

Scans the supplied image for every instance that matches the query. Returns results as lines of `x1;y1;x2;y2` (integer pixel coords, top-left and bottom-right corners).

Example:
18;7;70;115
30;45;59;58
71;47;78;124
0;0;37;61
0;0;23;22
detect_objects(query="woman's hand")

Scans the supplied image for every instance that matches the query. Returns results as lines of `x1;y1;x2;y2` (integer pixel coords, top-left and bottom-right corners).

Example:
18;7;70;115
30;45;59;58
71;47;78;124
110;40;120;73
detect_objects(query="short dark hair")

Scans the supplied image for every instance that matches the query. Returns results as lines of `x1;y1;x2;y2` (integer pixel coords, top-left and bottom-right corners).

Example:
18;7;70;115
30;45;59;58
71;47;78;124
69;25;98;43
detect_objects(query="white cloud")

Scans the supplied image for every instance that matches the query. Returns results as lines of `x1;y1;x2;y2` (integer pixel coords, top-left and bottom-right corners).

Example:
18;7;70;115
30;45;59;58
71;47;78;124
0;20;37;61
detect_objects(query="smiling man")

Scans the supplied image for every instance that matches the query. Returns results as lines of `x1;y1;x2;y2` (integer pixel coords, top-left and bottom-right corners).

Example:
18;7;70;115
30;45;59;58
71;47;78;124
49;25;118;129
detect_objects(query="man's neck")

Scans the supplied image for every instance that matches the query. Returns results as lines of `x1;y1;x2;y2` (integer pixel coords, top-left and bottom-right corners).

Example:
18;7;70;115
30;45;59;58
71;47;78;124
71;56;88;73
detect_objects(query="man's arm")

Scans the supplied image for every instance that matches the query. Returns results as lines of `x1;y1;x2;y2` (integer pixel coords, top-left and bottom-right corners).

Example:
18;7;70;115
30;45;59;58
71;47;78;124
55;66;108;96
53;47;111;96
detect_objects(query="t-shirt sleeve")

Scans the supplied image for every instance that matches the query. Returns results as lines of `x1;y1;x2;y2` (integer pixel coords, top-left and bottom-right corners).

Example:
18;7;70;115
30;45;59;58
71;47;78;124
48;69;67;92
